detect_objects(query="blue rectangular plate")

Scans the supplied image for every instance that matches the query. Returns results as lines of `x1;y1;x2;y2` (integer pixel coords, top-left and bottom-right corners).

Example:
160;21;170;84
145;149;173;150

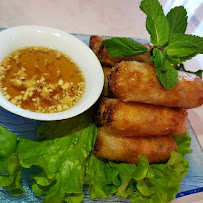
0;31;203;202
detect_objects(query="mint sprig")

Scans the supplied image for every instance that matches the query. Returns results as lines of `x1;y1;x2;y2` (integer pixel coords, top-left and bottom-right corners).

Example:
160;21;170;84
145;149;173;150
141;0;203;89
102;0;203;90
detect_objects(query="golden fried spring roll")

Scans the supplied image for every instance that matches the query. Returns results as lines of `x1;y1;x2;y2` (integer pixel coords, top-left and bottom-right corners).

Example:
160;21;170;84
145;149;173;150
108;61;203;108
94;128;177;164
102;67;112;97
89;35;153;66
95;98;187;137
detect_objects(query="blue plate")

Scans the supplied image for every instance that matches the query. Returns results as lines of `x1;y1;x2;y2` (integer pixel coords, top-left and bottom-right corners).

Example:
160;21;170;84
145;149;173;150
0;31;203;202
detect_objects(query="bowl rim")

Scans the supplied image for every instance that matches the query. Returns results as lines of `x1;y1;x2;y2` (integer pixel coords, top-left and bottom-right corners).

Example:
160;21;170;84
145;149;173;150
0;25;104;121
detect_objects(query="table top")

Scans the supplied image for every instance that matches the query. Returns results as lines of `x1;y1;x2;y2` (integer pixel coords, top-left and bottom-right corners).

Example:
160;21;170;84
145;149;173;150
0;0;202;202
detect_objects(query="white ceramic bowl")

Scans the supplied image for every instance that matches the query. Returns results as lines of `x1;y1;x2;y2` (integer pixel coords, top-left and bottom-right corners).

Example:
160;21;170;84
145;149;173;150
0;25;104;120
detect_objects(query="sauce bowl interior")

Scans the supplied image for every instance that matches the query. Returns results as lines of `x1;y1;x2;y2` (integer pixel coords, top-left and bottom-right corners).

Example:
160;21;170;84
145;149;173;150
0;25;104;120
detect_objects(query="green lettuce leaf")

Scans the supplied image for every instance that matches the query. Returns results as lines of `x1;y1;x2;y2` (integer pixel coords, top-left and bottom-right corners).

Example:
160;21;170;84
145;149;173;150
148;152;189;202
0;121;191;203
0;126;25;197
0;126;18;171
17;124;97;202
85;133;191;203
172;132;192;156
85;155;137;199
37;108;93;141
86;152;189;203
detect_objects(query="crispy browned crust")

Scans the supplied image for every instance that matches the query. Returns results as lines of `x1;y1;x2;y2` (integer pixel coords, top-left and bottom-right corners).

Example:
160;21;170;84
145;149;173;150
94;98;187;137
101;67;115;97
108;61;203;108
94;128;177;164
94;98;118;127
89;35;153;67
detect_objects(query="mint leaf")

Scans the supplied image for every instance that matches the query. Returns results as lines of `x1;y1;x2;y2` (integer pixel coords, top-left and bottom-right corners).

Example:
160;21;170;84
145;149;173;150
167;34;203;53
151;48;178;89
151;48;164;67
166;54;195;65
166;6;188;36
102;37;148;58
166;44;196;57
165;34;203;63
169;34;203;48
159;59;178;90
140;0;169;46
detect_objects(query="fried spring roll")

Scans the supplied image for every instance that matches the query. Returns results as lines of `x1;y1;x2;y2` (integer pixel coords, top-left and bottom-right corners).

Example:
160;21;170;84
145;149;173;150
108;61;203;108
89;35;153;66
102;67;113;97
94;128;177;164
95;98;187;137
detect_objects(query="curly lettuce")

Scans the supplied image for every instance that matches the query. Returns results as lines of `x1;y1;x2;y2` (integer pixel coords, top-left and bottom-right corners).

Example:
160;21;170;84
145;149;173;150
0;126;25;197
85;151;189;203
0;117;191;203
17;124;97;202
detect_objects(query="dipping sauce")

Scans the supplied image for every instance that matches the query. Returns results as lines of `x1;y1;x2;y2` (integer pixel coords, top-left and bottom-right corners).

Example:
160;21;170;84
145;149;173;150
0;47;85;113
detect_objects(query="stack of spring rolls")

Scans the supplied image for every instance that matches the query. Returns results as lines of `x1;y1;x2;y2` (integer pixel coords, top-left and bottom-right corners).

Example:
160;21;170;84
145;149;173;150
90;35;203;164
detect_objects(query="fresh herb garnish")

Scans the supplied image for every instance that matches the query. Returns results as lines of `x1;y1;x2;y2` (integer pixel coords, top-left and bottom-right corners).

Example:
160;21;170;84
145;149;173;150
102;37;148;57
166;6;188;36
102;0;203;90
140;0;169;47
165;34;203;63
151;48;178;90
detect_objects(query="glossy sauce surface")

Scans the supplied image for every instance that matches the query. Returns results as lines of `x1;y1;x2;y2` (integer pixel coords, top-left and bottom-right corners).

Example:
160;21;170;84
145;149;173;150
0;47;85;113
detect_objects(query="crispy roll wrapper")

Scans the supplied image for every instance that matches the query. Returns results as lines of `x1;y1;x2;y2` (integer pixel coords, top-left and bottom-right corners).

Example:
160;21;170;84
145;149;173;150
89;35;153;67
95;98;187;137
94;128;177;164
102;67;113;97
108;61;203;108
